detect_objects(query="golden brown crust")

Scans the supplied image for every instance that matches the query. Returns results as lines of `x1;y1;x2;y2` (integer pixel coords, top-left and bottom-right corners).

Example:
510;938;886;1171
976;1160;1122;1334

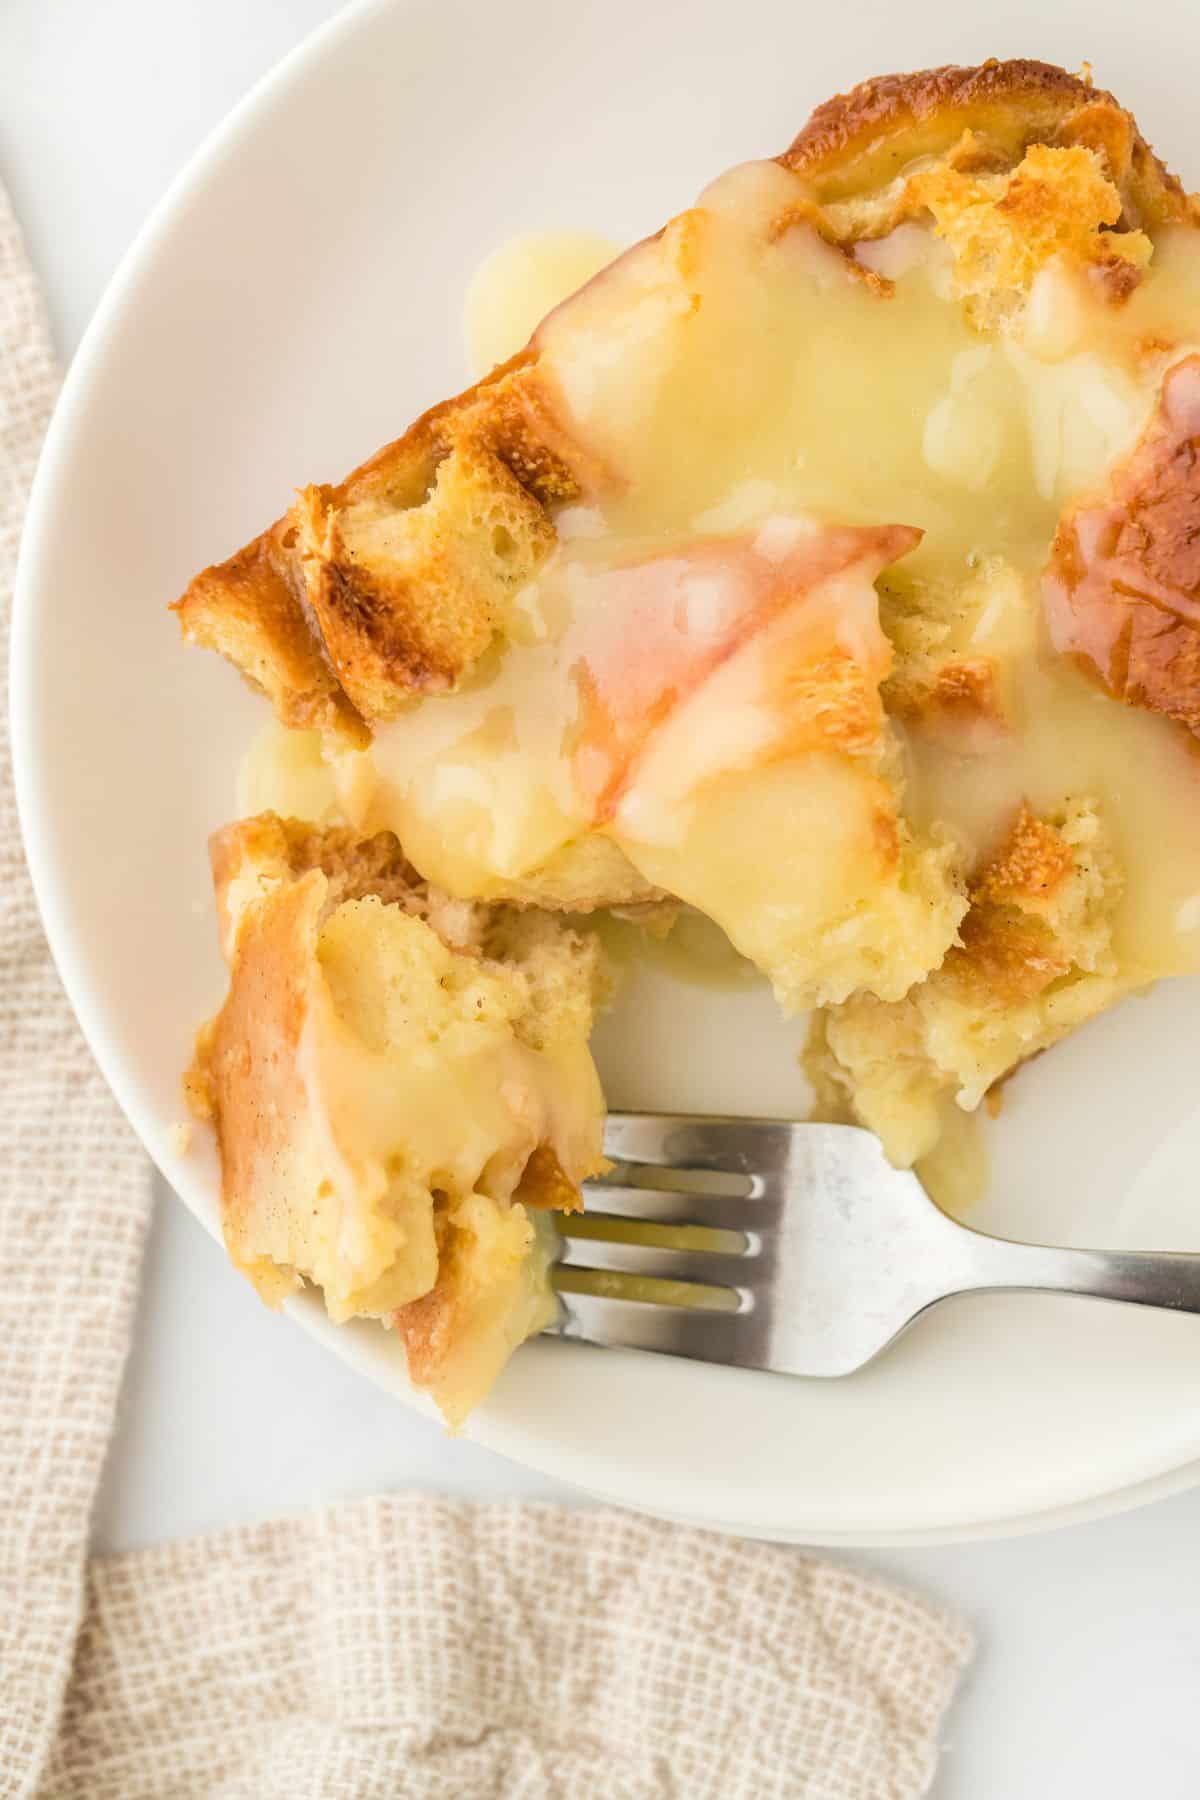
392;1275;452;1389
886;657;1006;743
943;806;1080;1005
764;646;889;758
948;906;1070;1005
971;806;1077;908
208;812;428;963
174;353;583;724
293;411;561;712
514;1141;586;1213
906;144;1153;309
172;521;368;743
174;61;1199;737
781;60;1195;229
1045;354;1200;733
201;868;325;1305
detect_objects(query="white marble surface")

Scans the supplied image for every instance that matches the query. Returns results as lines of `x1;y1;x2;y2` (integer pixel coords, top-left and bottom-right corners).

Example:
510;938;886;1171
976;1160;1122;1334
6;4;1200;1794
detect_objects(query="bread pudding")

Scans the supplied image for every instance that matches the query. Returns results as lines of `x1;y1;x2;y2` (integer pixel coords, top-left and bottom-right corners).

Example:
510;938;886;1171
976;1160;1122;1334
179;60;1200;1417
187;813;605;1425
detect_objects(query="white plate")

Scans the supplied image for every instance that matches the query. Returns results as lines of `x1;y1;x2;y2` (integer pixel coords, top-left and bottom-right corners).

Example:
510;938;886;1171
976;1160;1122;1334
15;0;1200;1544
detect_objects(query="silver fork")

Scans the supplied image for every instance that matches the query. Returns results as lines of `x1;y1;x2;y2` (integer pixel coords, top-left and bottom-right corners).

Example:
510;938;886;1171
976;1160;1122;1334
549;1113;1200;1375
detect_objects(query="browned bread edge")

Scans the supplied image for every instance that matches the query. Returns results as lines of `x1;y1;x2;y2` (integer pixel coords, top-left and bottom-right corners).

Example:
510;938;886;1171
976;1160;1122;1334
172;59;1196;734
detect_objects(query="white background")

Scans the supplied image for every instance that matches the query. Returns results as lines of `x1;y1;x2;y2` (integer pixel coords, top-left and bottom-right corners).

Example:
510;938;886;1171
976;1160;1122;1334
5;3;1200;1794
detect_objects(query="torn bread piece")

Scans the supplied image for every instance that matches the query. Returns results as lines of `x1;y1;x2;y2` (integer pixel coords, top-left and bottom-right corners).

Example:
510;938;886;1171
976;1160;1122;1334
188;813;606;1425
806;801;1124;1180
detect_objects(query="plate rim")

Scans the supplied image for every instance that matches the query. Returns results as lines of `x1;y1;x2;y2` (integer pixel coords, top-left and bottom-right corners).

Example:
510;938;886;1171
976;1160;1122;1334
12;0;1200;1547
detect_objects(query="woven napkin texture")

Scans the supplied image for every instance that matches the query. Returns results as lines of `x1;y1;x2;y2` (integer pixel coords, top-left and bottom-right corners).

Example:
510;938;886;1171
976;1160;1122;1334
0;183;154;1795
0;180;971;1799
43;1495;971;1800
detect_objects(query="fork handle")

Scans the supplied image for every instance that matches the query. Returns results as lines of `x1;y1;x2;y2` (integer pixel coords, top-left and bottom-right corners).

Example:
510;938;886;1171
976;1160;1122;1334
952;1229;1200;1316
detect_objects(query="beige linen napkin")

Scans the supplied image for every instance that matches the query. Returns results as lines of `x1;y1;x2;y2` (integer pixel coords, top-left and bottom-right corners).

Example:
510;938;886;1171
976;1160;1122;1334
0;184;153;1793
43;1496;970;1800
0;180;971;1800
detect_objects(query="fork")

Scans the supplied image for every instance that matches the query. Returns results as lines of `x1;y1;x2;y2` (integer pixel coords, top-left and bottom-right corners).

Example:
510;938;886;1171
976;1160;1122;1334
549;1114;1200;1375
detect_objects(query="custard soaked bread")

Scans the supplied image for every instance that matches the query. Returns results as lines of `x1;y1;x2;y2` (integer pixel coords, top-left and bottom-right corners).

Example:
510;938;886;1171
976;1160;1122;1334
179;61;1200;1384
806;798;1123;1181
189;813;605;1424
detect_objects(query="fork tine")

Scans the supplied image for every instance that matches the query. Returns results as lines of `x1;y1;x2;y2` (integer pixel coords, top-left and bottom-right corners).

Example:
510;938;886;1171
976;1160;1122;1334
553;1290;755;1366
555;1236;756;1290
602;1112;797;1174
581;1180;767;1233
555;1118;980;1380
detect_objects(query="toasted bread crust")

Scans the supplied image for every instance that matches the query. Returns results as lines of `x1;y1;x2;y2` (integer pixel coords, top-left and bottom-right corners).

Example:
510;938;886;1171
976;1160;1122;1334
174;61;1197;734
208;812;430;963
173;350;581;722
1045;354;1200;733
971;806;1077;910
945;805;1104;1008
211;812;424;901
886;656;1006;744
175;521;368;743
782;60;1194;227
947;815;1078;1007
199;867;326;1307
